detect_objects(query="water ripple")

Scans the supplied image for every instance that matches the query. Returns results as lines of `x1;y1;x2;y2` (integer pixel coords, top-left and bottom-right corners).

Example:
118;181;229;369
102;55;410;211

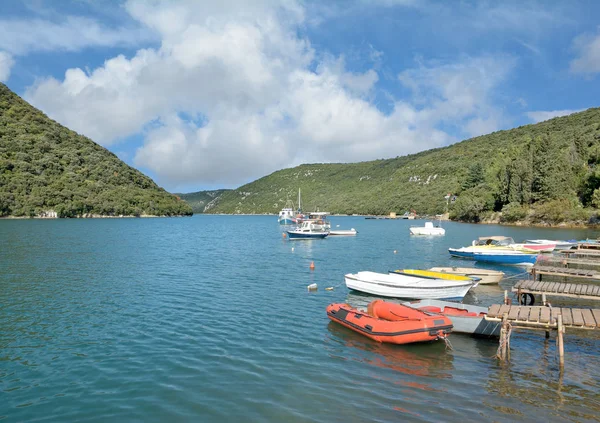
1;216;599;422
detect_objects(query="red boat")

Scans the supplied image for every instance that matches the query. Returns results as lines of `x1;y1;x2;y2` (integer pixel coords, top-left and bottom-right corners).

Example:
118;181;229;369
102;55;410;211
326;300;453;345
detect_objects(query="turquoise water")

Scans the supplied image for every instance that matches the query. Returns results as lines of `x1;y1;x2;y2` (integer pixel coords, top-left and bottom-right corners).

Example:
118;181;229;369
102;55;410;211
1;216;600;422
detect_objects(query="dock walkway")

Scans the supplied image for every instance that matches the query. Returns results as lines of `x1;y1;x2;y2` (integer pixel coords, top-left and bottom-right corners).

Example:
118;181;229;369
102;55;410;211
530;265;600;280
486;304;600;329
512;280;600;301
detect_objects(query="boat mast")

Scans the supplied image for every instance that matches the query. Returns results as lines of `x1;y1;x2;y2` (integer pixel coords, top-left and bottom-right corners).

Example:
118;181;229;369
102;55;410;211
298;188;302;213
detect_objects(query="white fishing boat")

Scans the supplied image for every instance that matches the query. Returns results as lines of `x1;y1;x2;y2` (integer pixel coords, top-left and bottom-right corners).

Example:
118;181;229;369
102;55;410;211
428;267;504;284
401;299;501;336
286;220;329;240
409;221;445;236
344;270;477;300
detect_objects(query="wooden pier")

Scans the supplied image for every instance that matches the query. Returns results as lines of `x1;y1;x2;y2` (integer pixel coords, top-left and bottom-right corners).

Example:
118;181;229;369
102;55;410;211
537;256;600;268
486;303;600;366
560;248;600;258
487;304;600;329
529;265;600;281
513;280;600;301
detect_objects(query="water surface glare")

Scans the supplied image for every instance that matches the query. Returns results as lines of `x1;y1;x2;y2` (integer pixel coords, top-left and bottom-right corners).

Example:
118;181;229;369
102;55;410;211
1;216;599;422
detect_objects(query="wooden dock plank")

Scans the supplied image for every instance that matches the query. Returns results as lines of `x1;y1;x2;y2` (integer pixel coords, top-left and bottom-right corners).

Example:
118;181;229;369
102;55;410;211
593;286;600;296
508;306;520;320
539;307;551;323
557;283;566;293
551;307;561;324
582;309;596;327
518;307;530;321
561;308;573;326
528;307;541;322
488;304;501;318
592;309;600;326
498;305;510;316
572;309;585;326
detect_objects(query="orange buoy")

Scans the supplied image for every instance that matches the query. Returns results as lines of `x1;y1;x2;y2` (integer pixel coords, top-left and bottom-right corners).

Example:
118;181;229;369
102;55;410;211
310;261;315;270
282;232;287;238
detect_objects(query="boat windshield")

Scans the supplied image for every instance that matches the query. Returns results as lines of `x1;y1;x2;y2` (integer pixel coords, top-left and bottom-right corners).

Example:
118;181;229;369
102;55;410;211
476;236;515;246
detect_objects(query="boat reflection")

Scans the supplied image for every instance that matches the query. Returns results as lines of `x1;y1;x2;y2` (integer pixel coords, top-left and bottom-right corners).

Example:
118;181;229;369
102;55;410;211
326;318;454;381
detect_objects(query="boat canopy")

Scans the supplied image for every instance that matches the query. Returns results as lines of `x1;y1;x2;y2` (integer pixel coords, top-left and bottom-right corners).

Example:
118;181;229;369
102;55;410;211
477;236;515;246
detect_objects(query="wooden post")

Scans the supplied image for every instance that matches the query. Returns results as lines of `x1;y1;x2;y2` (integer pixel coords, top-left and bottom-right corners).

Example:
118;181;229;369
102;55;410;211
500;313;509;361
557;314;564;368
542;293;547;306
517;288;522;305
504;290;508;305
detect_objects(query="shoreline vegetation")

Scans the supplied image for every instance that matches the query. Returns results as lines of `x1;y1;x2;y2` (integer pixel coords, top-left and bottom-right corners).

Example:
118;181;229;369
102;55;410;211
0;84;192;218
181;107;600;229
2;82;600;225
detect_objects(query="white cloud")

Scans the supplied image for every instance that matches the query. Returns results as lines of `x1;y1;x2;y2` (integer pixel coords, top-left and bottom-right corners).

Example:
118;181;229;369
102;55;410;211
25;0;514;190
0;51;14;82
0;16;152;55
570;31;600;74
397;56;514;137
526;109;583;123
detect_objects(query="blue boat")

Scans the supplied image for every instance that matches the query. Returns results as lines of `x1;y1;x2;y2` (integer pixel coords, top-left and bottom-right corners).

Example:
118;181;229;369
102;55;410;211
471;251;538;266
449;247;538;266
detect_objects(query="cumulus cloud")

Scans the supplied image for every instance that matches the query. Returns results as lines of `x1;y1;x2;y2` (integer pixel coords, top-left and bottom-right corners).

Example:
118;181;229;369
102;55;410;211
526;109;583;123
0;51;14;82
570;31;600;74
0;16;152;55
25;0;514;190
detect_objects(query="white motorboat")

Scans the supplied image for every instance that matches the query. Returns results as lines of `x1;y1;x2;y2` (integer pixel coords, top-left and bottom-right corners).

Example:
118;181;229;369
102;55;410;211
286;220;329;239
525;239;577;250
409;221;445;236
344;270;477;300
402;299;501;336
428;267;504;284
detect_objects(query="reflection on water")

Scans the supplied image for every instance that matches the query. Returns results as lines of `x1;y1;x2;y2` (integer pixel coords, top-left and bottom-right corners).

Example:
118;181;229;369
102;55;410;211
326;321;454;380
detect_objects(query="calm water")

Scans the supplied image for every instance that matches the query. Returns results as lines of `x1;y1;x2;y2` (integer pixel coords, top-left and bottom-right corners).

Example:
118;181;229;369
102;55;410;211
1;216;600;422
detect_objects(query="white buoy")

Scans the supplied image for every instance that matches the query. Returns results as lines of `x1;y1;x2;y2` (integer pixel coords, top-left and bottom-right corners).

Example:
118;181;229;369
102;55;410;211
394;250;397;254
291;247;294;252
307;283;318;291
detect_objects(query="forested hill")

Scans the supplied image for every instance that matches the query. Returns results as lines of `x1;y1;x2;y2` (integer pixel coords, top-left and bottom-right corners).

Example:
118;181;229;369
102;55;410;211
177;189;230;213
0;83;192;217
191;107;600;224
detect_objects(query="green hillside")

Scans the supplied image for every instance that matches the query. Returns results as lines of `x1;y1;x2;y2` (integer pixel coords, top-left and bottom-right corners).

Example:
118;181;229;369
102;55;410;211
0;83;192;217
177;189;230;213
193;108;600;224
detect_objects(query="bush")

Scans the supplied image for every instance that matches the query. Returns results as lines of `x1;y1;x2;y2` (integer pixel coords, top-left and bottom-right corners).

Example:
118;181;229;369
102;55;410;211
530;199;590;224
500;202;528;222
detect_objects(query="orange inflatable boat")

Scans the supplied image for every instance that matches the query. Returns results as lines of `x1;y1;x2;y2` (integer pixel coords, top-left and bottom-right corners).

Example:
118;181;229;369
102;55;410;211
326;300;453;345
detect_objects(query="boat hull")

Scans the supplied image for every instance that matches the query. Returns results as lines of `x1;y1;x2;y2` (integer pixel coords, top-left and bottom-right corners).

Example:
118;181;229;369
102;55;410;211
428;267;504;285
326;301;453;345
278;217;296;225
344;271;475;300
401;299;501;337
287;231;328;239
471;251;538;266
329;229;357;236
409;227;445;235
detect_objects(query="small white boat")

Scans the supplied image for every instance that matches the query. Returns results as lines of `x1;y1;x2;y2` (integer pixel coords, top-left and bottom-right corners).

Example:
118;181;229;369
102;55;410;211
329;228;357;236
525;239;577;250
402;299;501;336
409;221;445;236
428;267;504;284
344;270;477;300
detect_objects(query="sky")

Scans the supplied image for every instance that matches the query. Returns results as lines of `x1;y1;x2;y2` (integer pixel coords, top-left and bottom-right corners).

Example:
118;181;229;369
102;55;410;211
1;0;600;193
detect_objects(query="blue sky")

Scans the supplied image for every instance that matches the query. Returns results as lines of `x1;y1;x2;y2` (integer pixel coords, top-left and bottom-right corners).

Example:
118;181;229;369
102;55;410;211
1;0;599;193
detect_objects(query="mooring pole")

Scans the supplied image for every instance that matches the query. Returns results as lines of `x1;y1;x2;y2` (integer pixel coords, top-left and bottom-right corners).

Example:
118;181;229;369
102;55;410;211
557;314;565;368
